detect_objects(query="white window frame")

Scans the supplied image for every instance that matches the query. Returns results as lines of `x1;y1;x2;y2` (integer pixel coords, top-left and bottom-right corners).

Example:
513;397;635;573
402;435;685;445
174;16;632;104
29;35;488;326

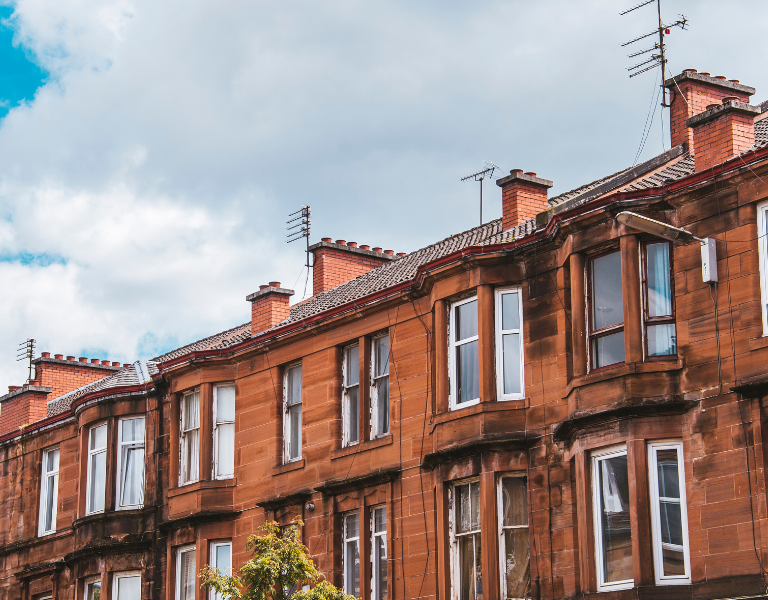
342;511;361;597
176;545;197;600
449;478;482;600
112;571;141;600
758;200;768;336
116;416;145;510
449;295;480;410
370;505;387;600
38;447;60;536
648;440;691;585
370;333;390;439
283;363;303;463
497;474;529;600
342;343;360;447
209;540;233;600
84;577;102;600
213;384;236;480
180;389;200;486
591;445;633;592
495;287;525;401
86;422;108;515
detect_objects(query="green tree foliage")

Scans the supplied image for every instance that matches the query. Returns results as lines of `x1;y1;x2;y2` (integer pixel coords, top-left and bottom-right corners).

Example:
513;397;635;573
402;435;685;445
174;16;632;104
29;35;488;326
200;520;356;600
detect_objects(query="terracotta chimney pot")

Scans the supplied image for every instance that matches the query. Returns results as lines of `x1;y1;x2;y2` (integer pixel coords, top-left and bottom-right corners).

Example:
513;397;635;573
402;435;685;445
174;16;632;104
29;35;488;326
54;354;63;360
41;352;50;358
66;356;75;361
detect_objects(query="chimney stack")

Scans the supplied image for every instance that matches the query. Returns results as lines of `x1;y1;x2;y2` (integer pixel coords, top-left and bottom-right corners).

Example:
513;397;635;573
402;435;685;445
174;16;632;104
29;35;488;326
496;170;553;231
309;239;396;295
687;98;760;172
665;69;755;153
246;282;294;336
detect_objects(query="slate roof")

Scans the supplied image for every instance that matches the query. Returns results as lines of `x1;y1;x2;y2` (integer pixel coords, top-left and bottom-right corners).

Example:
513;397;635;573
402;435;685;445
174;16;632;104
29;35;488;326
43;111;768;418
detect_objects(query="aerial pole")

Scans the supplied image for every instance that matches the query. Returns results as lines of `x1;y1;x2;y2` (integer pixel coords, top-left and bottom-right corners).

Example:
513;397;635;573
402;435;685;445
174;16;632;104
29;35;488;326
461;161;500;226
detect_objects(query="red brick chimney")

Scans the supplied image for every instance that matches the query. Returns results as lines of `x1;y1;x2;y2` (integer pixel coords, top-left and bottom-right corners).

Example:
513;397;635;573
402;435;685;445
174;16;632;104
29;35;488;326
246;282;294;335
687;98;760;172
309;239;396;295
664;69;755;153
495;170;553;231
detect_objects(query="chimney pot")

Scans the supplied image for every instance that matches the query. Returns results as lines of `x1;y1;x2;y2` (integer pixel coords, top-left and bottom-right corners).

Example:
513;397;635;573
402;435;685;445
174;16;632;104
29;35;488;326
372;247;382;253
112;361;121;367
66;356;75;361
321;237;332;243
79;357;87;363
396;252;406;257
684;68;697;73
722;96;739;103
360;245;370;250
268;281;281;288
54;354;63;360
730;79;740;84
715;75;727;80
91;358;99;364
335;239;346;245
101;360;110;365
259;284;269;290
123;363;131;368
41;352;50;358
701;72;711;76
384;249;394;255
347;242;357;248
706;104;719;110
510;169;523;174
524;171;537;177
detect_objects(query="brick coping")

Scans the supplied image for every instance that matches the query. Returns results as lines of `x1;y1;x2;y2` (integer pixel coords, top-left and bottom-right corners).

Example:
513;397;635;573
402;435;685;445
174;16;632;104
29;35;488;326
307;240;397;259
32;357;122;371
0;385;53;404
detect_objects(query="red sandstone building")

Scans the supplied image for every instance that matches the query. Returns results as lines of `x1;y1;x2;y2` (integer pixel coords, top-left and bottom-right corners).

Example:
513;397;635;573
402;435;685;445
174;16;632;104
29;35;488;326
2;69;768;600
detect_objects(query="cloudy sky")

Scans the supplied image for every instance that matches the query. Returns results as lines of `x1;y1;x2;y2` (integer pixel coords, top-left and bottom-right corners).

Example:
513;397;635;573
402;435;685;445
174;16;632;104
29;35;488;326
1;0;767;390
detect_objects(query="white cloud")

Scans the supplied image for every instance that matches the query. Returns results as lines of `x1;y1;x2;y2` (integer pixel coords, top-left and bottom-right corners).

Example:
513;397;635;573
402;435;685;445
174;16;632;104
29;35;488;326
1;0;768;389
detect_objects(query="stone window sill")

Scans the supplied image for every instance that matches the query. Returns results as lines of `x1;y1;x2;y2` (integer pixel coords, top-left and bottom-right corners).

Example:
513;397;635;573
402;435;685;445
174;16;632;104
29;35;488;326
331;434;393;460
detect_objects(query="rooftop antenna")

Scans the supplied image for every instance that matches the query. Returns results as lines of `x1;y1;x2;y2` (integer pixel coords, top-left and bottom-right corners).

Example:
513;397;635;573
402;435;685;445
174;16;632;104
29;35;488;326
461;161;499;226
621;0;687;107
16;338;35;384
286;206;312;296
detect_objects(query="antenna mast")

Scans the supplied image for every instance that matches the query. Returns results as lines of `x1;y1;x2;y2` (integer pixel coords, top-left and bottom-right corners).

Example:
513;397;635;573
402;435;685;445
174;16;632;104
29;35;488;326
621;0;687;106
16;338;35;384
461;161;500;226
286;205;311;268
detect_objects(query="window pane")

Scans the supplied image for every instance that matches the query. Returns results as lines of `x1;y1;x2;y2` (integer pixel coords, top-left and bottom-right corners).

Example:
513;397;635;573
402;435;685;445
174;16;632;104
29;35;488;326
501;477;528;527
374;336;389;377
456;300;478;341
375;535;387;600
289;404;302;459
217;423;235;476
122;418;145;443
598;454;633;584
647;243;673;317
456;340;479;403
287;365;302;406
503;529;530;600
376;377;389;435
346;346;359;386
215;544;232;574
44;475;56;531
345;514;360;597
591;332;625;368
184;393;199;429
501;292;520;331
655;448;686;577
591;252;623;330
89;451;106;512
121;446;145;506
216;386;236;423
459;535;482;600
46;449;59;472
648;324;677;357
180;550;196;600
374;507;386;533
90;424;107;450
348;386;359;443
185;430;199;482
502;333;522;395
116;576;141;600
470;481;481;531
86;582;101;600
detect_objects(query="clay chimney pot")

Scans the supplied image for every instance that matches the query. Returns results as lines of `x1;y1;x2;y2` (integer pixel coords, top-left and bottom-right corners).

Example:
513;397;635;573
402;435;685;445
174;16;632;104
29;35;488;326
321;237;332;243
360;245;370;250
335;239;346;245
396;252;406;257
79;357;87;363
510;169;523;174
41;352;50;358
91;359;99;364
66;356;75;361
347;242;357;248
384;249;394;255
268;281;281;288
54;354;63;360
722;97;739;103
372;247;382;253
112;361;121;367
715;75;727;80
101;360;110;365
524;172;537;177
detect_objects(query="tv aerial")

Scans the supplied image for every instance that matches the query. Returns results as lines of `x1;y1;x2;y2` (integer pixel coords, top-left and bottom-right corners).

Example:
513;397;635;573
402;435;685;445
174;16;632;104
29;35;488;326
461;161;500;226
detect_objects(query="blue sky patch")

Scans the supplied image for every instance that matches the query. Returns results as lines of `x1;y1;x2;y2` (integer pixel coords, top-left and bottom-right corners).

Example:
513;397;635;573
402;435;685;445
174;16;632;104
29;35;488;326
0;6;48;118
0;251;67;266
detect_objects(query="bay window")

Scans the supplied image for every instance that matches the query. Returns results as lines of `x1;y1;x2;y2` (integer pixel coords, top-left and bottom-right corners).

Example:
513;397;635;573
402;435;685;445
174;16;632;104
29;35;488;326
283;363;302;462
642;241;677;357
498;476;530;599
371;506;387;600
758;200;768;335
343;512;360;598
450;479;482;599
371;334;390;438
180;389;200;485
86;423;107;514
112;573;141;600
213;384;236;479
449;297;480;409
495;288;525;401
209;541;233;600
648;441;690;584
342;344;360;447
38;447;59;536
592;446;633;591
588;251;625;369
117;417;145;510
176;545;197;600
